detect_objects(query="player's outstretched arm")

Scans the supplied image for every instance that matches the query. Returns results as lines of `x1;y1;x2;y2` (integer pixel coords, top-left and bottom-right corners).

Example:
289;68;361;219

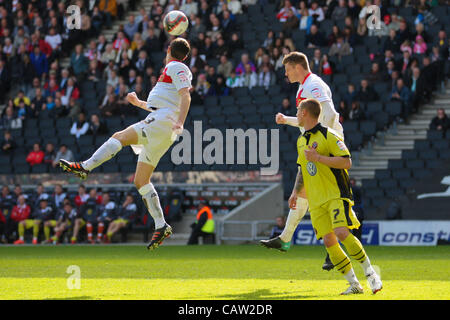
276;113;299;127
126;92;152;111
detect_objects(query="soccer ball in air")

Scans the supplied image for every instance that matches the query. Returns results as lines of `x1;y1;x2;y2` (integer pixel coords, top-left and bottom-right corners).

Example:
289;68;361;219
163;10;189;36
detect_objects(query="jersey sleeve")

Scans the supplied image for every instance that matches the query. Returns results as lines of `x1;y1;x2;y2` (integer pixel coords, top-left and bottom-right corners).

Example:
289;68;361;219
307;79;331;103
167;63;192;91
327;130;351;158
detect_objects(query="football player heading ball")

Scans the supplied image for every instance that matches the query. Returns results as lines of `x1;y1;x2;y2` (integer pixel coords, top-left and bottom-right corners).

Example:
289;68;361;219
60;38;193;251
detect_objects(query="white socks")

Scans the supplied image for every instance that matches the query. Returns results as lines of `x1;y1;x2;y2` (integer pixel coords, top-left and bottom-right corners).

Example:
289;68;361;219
361;256;376;276
139;183;166;229
279;197;308;242
344;268;360;285
82;137;122;171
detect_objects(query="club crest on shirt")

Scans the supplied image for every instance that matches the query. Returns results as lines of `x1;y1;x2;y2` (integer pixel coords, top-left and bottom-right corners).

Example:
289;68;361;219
306;161;317;176
337;140;347;151
312;141;318;149
177;70;188;82
311;87;321;98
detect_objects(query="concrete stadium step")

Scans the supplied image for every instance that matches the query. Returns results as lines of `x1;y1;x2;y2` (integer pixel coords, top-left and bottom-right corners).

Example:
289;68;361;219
164;233;190;245
384;134;426;140
382;139;415;147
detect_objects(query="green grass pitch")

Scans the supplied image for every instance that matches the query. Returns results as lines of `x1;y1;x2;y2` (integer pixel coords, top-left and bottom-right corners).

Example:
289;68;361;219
0;245;449;300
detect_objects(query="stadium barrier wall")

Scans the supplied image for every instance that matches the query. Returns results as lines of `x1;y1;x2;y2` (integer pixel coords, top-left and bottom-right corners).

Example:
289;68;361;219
293;220;450;246
217;183;284;244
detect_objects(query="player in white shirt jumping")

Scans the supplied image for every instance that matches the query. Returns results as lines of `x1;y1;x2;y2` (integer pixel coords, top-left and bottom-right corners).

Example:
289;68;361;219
260;52;345;271
60;38;192;250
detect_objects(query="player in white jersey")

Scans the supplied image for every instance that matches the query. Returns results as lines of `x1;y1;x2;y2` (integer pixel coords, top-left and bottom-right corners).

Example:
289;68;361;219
260;52;345;271
59;38;192;250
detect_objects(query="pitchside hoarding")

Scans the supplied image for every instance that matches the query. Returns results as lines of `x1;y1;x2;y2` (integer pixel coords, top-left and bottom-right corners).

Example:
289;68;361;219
293;221;450;246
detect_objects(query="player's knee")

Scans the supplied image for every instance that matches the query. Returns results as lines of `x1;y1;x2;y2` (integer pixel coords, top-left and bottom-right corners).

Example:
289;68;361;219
334;227;349;241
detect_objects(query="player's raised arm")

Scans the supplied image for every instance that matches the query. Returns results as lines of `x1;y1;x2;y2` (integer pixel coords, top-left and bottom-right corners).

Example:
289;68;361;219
126;92;153;112
276;113;299;127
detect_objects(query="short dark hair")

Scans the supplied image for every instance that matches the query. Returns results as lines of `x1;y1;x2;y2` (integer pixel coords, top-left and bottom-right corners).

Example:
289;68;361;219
299;98;321;119
169;38;191;61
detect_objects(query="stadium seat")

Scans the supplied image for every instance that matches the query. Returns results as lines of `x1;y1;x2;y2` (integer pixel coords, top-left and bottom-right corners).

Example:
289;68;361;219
379;179;398;189
375;169;392;180
385;101;402;118
388;159;404;169
426;159;443;169
14;164;30;174
232;87;249;98
362;179;378;188
373;113;389;130
250;86;265;97
399;178;416;189
392;168;411;179
31;164;48;174
412;170;432;180
427;130;444;140
360;120;376;138
431;139;449;150
406;159;425;169
419;150;438;160
414;140;430;151
439;149;450;160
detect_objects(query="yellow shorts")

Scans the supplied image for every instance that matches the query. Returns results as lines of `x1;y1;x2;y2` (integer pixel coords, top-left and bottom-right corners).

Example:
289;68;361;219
23;219;41;228
310;199;360;240
47;220;57;227
114;218;129;225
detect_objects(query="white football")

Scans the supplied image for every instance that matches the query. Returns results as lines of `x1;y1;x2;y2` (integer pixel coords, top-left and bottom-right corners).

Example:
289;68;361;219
163;10;189;36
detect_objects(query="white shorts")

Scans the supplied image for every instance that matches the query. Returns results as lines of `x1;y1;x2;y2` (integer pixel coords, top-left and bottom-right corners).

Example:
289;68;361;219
131;117;177;167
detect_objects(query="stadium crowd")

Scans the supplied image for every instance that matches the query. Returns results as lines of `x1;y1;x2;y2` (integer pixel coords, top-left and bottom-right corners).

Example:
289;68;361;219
0;182;140;244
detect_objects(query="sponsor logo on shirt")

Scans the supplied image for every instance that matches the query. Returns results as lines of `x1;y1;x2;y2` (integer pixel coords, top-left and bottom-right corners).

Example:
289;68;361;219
337;140;347;151
306;161;317;176
311;87;321;98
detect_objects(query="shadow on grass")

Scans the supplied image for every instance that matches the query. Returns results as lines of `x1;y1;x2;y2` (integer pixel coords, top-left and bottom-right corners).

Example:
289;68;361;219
44;296;93;300
182;289;319;300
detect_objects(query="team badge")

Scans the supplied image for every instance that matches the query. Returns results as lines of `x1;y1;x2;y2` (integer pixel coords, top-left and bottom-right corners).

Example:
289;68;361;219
177;70;188;82
311;87;321;98
337;140;347;151
306;161;317;176
312;141;318;149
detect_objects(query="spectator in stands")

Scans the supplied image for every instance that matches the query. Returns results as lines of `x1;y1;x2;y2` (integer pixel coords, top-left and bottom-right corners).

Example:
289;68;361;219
235;53;256;76
279;97;295;116
390;77;411;104
13;90;31;109
309;49;322;73
309;1;324;23
319;54;333;75
71;44;89;79
406;67;427;111
74;184;89;208
343;83;357;107
26;143;44;166
328;35;351;59
5;195;31;244
356;17;367;38
277;0;297;23
429;108;449;133
188;203;215;245
67;97;82;122
96;192;117;243
52;184;66;210
400;39;413;56
43;143;56;166
225;71;240;89
240;63;258;89
305;24;326;48
0;59;10;103
413;35;427;54
383;29;401;53
357;79;378;103
366;62;386;84
331;0;348;21
217;55;233;79
397;19;411;44
1;105;22;130
30;88;45;118
53;144;74;168
99;0;118;28
29;46;48;77
283;9;299;34
258;65;276;90
1;131;16;154
49;98;67;119
338;100;349;123
105;194;136;243
88;114;108;136
70;112;89;139
327;25;341;47
269;216;287;239
124;14;139;40
348;101;365;121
